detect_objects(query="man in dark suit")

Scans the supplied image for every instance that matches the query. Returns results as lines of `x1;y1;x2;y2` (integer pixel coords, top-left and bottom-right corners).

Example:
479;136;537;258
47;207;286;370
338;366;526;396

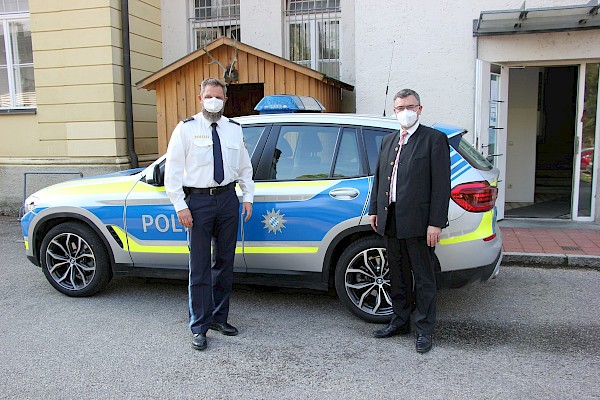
369;88;450;353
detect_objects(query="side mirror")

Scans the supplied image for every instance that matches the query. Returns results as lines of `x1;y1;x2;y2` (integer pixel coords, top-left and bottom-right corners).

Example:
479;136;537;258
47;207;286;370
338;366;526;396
146;163;165;186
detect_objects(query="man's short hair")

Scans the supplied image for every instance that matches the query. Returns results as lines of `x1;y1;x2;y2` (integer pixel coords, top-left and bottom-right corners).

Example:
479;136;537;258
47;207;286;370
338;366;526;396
200;78;227;96
393;89;420;105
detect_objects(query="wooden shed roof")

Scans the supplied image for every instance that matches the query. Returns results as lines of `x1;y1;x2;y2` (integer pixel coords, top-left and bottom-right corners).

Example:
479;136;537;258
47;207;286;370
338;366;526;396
136;36;354;91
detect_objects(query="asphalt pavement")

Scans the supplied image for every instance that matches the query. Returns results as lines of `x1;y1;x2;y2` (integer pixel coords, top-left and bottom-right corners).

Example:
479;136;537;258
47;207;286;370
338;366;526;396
1;216;599;399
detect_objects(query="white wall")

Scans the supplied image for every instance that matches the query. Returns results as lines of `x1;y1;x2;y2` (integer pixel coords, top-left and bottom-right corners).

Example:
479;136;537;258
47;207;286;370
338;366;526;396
240;0;284;56
353;0;478;127
161;0;189;65
506;68;539;203
340;0;356;112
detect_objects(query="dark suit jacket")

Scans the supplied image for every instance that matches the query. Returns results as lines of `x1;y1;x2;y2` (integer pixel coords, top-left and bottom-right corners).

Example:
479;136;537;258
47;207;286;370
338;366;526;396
369;124;451;239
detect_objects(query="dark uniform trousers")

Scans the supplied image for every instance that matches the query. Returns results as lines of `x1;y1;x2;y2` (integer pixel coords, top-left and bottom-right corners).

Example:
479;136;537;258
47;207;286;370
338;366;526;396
385;203;438;335
186;186;239;335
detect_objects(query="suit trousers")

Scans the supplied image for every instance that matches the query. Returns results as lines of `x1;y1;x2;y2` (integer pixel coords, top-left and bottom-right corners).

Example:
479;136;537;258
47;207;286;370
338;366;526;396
186;187;239;334
385;203;437;335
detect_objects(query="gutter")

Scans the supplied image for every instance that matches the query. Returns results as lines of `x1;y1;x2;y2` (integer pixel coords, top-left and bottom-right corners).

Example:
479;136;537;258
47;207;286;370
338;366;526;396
121;0;138;168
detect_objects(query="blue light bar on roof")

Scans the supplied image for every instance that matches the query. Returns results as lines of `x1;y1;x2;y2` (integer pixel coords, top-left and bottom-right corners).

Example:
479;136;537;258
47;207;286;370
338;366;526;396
254;95;326;114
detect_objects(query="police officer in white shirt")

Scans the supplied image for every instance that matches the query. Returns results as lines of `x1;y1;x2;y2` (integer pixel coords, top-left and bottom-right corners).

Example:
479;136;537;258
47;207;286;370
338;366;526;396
165;77;254;351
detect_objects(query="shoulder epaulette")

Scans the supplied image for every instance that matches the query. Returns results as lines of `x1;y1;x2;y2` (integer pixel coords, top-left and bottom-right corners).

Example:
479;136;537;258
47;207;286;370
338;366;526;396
183;117;195;123
228;118;240;126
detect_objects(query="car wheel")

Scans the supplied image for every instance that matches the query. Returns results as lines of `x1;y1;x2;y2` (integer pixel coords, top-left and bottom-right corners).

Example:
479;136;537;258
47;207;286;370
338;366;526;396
40;222;112;297
335;236;394;323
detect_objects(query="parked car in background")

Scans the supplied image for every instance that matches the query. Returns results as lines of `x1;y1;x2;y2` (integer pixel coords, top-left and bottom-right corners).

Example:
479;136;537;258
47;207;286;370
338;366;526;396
581;147;594;174
21;100;502;323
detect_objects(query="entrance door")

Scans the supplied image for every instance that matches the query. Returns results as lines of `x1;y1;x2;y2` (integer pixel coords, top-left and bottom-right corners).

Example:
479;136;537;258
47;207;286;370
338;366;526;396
573;63;600;221
475;60;508;219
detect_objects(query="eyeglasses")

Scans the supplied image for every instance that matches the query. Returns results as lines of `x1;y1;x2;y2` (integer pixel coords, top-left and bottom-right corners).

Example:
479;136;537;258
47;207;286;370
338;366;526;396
393;105;420;112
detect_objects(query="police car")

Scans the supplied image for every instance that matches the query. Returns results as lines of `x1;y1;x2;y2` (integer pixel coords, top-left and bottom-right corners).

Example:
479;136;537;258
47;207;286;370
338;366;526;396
20;104;502;323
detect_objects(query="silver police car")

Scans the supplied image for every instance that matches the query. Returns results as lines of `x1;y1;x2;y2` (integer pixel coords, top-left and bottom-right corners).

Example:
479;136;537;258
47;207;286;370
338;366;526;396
21;100;502;323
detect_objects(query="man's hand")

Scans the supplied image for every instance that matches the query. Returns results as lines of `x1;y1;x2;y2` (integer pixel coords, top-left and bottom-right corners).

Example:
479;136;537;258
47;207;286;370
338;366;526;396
370;215;377;231
177;208;193;228
426;225;442;247
242;202;253;222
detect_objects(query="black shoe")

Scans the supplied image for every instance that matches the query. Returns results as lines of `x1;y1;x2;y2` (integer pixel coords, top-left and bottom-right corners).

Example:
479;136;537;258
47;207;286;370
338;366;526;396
192;333;207;351
416;334;433;353
209;322;239;336
373;321;410;338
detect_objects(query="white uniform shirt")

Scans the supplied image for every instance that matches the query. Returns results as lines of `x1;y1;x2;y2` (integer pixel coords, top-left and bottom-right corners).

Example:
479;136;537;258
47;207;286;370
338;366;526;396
164;112;255;212
390;121;419;203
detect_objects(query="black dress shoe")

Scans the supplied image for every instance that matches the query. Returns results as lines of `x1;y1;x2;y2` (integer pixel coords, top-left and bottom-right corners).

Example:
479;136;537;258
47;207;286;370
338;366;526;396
416;334;433;353
209;322;239;336
192;333;207;351
373;321;410;338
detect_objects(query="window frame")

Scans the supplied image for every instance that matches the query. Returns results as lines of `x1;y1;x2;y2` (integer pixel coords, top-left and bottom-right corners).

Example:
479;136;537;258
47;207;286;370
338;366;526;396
285;0;341;79
0;10;35;112
189;0;241;50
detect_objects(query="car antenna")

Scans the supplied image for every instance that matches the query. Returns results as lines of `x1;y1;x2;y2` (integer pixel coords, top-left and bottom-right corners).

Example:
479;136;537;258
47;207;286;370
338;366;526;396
383;40;395;117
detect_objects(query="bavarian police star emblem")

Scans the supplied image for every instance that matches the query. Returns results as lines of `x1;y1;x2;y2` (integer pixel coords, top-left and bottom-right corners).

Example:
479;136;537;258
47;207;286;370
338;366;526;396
262;208;287;234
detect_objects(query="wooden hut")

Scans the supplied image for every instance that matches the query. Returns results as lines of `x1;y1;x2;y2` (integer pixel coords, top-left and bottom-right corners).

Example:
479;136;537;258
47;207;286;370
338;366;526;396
136;37;354;154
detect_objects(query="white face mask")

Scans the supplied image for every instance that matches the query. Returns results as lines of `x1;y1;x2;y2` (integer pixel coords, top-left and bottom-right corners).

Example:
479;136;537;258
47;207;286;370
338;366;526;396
396;109;418;128
203;97;224;113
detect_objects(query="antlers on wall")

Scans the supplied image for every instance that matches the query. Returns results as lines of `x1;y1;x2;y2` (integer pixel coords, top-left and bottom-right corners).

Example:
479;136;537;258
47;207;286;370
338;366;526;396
203;35;239;84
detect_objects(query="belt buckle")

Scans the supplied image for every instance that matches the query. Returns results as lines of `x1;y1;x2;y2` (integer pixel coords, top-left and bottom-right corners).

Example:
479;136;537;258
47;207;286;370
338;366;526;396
209;187;216;195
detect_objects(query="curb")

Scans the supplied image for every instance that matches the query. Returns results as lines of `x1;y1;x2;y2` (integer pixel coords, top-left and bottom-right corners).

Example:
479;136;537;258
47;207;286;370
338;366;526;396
502;252;600;269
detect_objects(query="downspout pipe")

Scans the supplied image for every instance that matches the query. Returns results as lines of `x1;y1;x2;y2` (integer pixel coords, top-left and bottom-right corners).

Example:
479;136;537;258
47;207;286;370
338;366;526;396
121;0;138;168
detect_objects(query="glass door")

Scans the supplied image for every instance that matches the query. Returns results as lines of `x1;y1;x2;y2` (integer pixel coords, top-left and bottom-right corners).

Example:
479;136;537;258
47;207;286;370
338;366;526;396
573;63;600;220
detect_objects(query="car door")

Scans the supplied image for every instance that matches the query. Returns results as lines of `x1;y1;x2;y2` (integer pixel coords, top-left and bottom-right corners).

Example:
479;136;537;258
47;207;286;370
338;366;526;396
240;123;371;274
122;124;269;272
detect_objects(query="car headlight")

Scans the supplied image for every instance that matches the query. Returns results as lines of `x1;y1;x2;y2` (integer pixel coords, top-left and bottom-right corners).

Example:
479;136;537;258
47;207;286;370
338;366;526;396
24;195;39;212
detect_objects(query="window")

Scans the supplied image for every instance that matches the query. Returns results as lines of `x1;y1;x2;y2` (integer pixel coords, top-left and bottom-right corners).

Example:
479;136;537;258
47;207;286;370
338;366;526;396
241;125;268;157
362;127;396;175
1;0;35;110
286;0;340;79
190;0;240;50
333;128;361;178
269;125;339;180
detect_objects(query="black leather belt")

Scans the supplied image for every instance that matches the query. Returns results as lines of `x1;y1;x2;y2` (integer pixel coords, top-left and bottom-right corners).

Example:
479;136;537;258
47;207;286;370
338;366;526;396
184;182;235;196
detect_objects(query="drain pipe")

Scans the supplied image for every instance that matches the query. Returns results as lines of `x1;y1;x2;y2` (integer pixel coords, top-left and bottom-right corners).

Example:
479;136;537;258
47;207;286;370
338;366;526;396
121;0;138;168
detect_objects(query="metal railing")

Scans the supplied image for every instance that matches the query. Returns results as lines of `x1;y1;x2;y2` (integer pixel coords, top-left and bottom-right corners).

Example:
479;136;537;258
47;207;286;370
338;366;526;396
19;171;83;219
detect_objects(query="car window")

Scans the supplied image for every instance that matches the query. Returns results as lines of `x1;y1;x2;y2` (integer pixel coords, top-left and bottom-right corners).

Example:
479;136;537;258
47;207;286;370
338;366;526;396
333;128;362;177
242;126;267;157
271;125;340;180
362;127;396;174
456;136;494;171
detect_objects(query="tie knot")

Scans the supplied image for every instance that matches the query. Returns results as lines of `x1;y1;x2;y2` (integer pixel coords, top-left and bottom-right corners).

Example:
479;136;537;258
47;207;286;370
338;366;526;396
399;131;408;144
211;122;217;129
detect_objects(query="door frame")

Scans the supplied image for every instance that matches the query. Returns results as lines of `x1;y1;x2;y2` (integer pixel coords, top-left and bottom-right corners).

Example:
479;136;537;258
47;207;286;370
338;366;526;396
572;63;600;221
475;59;508;220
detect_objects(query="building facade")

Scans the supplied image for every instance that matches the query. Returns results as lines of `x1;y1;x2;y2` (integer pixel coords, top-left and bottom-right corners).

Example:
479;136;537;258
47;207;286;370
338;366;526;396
2;0;599;222
160;0;600;221
0;0;161;215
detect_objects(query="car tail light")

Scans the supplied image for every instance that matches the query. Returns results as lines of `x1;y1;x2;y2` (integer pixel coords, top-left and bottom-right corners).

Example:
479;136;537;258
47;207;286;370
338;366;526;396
451;181;498;212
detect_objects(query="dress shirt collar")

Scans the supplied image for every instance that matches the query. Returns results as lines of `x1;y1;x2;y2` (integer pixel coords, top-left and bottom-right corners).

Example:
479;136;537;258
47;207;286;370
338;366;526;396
196;112;226;131
400;120;420;144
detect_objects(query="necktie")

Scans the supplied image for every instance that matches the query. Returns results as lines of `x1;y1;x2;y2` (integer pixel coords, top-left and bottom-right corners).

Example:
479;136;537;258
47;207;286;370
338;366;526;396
211;122;224;184
389;131;408;204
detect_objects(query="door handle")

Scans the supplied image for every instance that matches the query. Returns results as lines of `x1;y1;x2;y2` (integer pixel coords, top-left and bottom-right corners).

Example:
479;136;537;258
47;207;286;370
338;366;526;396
329;188;360;200
486;154;503;163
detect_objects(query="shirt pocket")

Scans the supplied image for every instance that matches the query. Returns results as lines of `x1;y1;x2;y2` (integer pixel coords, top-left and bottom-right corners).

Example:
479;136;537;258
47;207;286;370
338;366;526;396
224;140;240;172
191;137;213;166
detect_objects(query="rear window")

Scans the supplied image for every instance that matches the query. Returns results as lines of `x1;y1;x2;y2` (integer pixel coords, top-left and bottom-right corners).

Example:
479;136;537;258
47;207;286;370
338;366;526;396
453;136;494;171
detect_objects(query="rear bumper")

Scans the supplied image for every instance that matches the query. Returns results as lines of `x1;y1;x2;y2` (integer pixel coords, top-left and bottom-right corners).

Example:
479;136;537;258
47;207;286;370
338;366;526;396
437;249;502;289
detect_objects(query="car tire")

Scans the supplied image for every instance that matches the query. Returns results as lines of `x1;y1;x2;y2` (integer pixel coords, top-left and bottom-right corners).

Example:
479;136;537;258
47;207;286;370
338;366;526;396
40;222;112;297
335;236;394;323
